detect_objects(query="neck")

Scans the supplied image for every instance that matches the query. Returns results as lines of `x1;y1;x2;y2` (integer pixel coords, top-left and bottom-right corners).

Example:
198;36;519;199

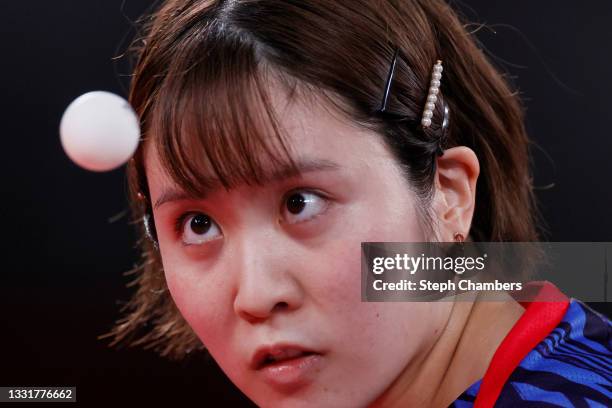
370;291;525;408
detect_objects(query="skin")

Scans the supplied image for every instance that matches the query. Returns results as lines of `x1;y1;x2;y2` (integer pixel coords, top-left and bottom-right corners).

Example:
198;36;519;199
144;83;525;407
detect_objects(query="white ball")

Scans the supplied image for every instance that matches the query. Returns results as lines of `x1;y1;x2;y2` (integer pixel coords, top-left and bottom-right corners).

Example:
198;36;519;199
60;91;140;172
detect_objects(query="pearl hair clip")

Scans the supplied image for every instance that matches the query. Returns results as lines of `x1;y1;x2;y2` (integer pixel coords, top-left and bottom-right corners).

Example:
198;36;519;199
378;49;450;157
421;60;443;128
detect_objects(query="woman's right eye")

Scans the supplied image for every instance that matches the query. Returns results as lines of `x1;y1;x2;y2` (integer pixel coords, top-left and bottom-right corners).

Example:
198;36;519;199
176;212;222;246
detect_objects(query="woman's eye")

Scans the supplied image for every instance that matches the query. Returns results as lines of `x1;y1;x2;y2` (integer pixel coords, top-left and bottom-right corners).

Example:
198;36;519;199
177;212;222;246
282;190;329;224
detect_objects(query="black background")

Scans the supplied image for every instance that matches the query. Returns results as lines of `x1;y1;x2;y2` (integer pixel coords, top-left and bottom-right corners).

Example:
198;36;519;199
1;1;610;406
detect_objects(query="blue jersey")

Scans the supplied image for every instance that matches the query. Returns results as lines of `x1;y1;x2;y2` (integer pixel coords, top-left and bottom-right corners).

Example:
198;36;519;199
451;296;611;407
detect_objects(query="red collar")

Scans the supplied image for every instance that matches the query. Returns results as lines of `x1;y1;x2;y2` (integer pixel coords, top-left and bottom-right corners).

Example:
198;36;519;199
474;281;570;408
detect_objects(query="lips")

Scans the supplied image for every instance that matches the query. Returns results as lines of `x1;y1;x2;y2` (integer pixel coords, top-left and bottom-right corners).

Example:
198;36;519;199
250;344;325;391
251;344;320;370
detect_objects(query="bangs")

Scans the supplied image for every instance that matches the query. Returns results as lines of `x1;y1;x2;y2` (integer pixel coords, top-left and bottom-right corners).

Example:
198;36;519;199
144;30;299;197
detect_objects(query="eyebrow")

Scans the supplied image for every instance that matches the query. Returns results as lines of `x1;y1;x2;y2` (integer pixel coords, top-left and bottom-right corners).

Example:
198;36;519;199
153;158;341;210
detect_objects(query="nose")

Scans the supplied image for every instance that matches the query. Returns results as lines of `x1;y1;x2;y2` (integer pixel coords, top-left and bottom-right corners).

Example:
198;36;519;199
232;228;305;323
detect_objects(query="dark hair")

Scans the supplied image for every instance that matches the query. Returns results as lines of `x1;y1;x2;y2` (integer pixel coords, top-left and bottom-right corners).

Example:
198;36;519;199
102;0;541;360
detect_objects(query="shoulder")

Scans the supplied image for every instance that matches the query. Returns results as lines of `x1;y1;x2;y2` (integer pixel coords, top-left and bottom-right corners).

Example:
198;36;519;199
496;300;611;407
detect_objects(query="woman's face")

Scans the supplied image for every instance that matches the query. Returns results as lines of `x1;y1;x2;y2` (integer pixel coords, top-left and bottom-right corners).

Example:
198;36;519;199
145;87;452;407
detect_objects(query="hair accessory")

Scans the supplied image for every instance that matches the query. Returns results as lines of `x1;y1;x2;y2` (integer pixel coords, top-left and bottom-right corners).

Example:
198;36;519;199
143;213;159;249
379;48;400;113
378;50;449;157
134;190;158;248
435;101;450;156
421;60;443;128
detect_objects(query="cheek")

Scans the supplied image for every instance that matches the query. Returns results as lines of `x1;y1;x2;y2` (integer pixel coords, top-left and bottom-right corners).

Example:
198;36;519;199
313;237;435;338
304;202;439;367
302;235;450;401
319;192;425;302
159;249;231;352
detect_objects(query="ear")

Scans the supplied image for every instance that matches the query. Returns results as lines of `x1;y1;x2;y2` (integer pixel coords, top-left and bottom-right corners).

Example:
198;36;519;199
432;146;480;241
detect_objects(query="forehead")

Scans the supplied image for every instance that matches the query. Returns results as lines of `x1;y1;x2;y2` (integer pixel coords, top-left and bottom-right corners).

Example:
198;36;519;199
143;81;393;198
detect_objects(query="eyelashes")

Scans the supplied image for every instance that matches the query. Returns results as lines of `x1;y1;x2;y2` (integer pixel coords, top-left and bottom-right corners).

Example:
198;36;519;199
280;190;330;224
172;188;332;247
174;212;223;246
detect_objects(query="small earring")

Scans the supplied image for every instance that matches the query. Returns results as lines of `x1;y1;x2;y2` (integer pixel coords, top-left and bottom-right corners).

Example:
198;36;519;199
453;232;465;242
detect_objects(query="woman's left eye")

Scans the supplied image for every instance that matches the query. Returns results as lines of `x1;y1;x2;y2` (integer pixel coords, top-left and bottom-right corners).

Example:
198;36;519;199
281;190;329;224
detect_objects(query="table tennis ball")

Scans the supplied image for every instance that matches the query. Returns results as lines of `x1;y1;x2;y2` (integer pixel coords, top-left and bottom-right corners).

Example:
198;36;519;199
60;91;140;172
